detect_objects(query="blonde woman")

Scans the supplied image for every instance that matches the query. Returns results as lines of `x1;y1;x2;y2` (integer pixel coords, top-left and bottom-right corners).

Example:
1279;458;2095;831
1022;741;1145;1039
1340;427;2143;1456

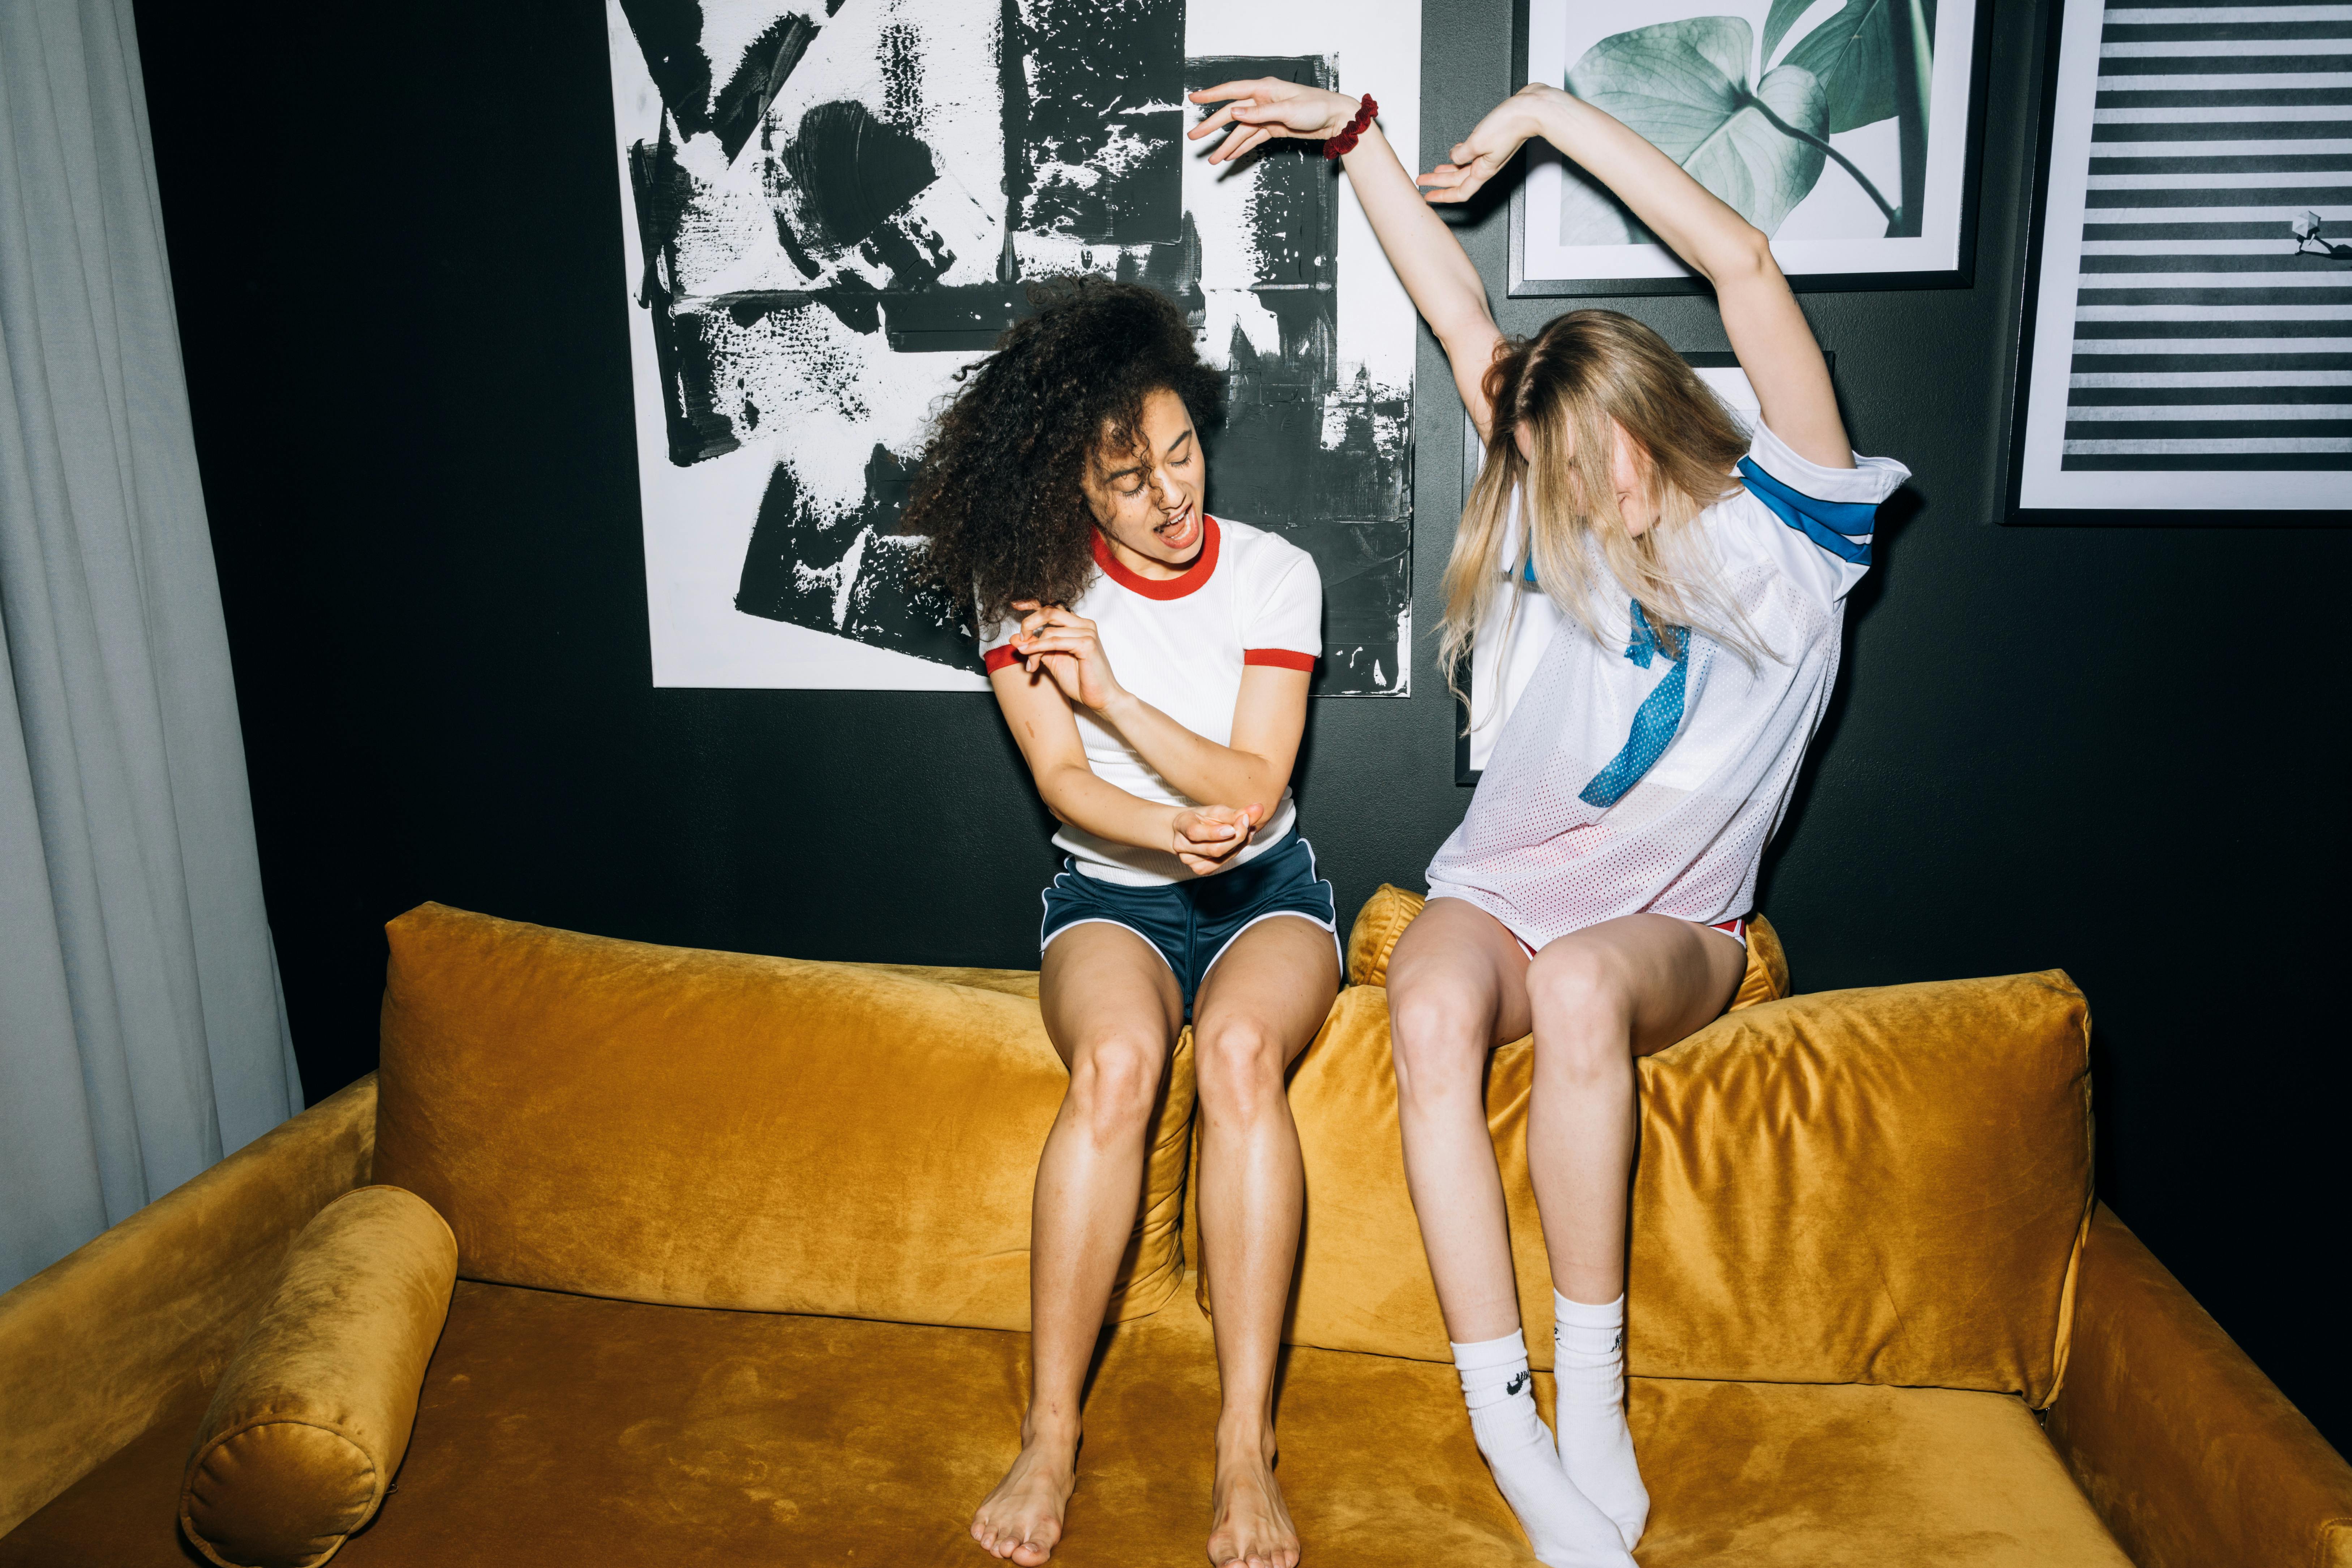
1188;81;1907;1567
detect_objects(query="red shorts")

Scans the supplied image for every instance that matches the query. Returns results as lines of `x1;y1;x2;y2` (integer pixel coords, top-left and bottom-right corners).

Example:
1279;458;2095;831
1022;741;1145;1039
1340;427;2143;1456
1514;915;1747;959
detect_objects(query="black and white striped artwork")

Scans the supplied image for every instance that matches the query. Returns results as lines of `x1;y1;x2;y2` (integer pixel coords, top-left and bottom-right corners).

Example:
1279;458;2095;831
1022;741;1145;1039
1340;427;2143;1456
2013;0;2351;516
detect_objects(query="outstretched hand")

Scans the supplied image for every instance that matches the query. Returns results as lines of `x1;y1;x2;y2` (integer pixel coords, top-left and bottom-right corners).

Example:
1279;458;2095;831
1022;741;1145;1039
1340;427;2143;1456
1172;802;1263;876
1417;83;1559;205
1187;78;1362;165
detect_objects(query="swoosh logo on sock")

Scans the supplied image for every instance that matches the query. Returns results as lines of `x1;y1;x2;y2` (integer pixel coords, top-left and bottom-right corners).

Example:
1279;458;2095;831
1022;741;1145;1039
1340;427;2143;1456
1506;1371;1529;1397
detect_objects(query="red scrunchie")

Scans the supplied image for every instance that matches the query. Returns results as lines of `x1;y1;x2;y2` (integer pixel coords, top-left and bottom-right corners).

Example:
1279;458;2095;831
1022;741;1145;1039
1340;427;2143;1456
1323;94;1378;160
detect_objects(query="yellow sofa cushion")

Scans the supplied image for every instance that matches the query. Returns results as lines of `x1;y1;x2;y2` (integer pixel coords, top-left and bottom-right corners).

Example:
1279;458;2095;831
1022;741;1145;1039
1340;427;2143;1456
1343;883;1790;1006
179;1187;455;1568
0;1077;376;1541
6;1276;2133;1567
1280;971;2092;1402
373;904;1193;1329
1631;1377;2130;1566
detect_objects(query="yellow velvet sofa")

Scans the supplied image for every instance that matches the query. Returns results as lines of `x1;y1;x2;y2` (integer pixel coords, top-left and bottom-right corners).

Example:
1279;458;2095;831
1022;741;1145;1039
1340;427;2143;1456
2;896;2346;1567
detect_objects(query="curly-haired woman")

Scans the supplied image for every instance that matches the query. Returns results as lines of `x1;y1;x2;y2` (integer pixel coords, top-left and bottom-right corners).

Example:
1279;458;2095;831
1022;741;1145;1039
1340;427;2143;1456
1189;78;1909;1568
907;278;1336;1568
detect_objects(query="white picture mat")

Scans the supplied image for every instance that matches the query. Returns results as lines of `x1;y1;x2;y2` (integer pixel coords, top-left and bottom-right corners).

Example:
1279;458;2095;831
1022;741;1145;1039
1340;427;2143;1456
607;1;1423;690
1518;0;1978;283
2013;0;2348;511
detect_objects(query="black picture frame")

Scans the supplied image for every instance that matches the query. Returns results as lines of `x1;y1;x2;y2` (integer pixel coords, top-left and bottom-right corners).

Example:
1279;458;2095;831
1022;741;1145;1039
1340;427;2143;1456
1505;0;1996;298
2000;0;2352;528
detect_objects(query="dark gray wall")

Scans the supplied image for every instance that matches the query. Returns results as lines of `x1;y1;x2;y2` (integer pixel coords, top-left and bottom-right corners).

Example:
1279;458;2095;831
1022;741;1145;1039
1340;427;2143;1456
130;0;2347;1445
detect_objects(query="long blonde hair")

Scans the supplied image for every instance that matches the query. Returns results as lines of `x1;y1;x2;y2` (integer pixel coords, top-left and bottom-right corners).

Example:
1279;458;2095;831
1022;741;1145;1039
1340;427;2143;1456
1439;310;1760;698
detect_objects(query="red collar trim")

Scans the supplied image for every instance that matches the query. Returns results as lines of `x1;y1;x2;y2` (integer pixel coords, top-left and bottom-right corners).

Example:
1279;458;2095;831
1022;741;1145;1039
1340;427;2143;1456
1092;514;1220;601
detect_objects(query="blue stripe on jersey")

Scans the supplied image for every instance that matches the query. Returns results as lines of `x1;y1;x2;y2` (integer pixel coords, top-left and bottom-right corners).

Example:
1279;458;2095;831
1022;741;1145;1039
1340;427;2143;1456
1579;603;1689;809
1736;457;1875;566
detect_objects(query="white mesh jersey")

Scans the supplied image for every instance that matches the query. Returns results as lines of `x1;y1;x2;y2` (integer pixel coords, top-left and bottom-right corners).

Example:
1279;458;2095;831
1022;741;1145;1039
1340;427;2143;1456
1426;423;1908;948
981;516;1322;886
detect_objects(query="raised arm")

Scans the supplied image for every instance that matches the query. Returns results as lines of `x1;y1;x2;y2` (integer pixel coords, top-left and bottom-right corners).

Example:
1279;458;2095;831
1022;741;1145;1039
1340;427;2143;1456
1422;85;1851;468
1188;80;1508;439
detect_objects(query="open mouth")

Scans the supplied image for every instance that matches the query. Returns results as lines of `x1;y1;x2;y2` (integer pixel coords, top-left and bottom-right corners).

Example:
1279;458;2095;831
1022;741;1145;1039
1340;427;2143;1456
1154;502;1200;554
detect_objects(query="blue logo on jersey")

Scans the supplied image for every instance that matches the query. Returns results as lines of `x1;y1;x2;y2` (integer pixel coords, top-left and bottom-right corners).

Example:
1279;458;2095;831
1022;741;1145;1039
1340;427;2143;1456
1736;457;1875;565
1579;602;1689;808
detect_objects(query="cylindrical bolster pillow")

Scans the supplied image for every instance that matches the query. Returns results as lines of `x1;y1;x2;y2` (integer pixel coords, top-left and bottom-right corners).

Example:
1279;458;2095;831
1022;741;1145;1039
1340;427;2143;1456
180;1185;457;1568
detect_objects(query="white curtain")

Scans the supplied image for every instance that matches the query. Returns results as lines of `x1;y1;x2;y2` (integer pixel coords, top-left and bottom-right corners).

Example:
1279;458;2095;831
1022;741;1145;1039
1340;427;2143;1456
0;0;301;1292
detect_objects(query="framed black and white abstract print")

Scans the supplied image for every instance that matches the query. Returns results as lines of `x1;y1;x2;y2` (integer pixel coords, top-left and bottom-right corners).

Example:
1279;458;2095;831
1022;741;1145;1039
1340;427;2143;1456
2007;0;2352;523
1508;0;1992;295
605;0;1425;691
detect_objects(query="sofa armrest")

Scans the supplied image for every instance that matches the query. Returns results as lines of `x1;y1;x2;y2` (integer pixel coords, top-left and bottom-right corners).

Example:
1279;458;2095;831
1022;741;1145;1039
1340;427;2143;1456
0;1075;377;1536
2046;1204;2352;1568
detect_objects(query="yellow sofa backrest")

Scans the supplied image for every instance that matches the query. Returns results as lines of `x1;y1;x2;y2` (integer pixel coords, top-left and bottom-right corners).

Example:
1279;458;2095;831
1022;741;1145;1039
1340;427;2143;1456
1281;943;2094;1406
373;903;1194;1330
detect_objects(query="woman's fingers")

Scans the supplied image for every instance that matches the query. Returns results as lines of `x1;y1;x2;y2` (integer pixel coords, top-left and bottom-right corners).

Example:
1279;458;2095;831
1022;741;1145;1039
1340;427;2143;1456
1012;607;1091;647
1219;125;1277;163
1186;99;1249;139
1015;633;1095;659
1190;77;1282;108
1422;160;1495;205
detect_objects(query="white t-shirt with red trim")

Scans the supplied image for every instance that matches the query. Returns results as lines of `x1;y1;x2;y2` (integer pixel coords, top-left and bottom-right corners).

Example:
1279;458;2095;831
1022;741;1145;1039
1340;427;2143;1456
982;516;1322;886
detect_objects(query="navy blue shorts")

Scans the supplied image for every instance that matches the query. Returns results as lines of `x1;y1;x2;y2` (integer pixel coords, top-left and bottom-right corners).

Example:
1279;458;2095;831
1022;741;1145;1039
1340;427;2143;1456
1038;833;1339;1016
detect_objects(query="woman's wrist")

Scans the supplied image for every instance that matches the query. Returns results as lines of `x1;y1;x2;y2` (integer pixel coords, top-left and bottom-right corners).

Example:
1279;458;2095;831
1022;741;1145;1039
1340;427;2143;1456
1310;87;1365;137
1324;93;1379;158
1511;82;1574;146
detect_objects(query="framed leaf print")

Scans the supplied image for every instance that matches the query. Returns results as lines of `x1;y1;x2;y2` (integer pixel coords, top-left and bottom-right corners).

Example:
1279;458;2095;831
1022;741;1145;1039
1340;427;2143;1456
1509;0;1992;294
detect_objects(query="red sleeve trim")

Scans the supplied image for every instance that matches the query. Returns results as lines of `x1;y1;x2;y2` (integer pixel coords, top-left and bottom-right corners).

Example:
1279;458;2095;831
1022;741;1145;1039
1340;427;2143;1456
983;645;1022;673
1243;648;1317;673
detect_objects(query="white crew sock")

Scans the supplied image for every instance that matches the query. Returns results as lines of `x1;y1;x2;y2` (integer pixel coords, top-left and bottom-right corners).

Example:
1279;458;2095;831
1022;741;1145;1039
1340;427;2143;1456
1551;1292;1648;1551
1452;1329;1636;1568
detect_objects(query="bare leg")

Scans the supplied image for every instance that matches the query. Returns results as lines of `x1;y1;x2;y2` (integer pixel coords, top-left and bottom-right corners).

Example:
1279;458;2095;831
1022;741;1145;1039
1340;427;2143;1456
1387;900;1739;1568
1519;913;1744;1554
970;924;1183;1566
1190;917;1340;1568
1383;897;1533;1343
1521;914;1744;1306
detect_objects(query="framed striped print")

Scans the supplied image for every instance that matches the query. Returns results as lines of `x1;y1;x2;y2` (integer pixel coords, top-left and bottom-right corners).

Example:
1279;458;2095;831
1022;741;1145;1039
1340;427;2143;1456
2007;0;2352;523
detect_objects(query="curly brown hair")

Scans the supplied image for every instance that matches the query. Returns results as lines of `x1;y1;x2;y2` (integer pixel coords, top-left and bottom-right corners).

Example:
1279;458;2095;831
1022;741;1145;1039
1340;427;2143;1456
906;276;1223;631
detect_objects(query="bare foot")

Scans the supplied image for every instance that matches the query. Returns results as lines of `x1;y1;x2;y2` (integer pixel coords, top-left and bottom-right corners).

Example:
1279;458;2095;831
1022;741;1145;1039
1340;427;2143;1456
1207;1428;1300;1568
971;1427;1077;1565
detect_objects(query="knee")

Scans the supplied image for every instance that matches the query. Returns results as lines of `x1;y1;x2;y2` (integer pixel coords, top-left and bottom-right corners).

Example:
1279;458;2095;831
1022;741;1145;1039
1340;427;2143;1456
1525;949;1632;1082
1067;1037;1166;1140
1193;1015;1287;1115
1387;985;1489;1109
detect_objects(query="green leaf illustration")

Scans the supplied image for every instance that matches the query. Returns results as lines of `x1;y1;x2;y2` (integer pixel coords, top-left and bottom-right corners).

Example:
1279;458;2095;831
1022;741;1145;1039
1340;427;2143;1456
1780;0;1929;134
1561;18;1831;242
1693;64;1829;233
1762;0;1823;65
1570;18;1755;164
